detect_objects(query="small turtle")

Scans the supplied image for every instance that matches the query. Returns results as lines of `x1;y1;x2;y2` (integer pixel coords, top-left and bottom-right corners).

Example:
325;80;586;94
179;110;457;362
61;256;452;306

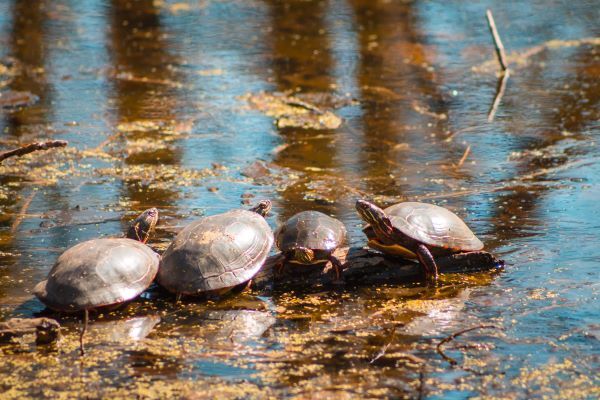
33;208;159;313
274;211;346;279
356;200;483;280
33;208;159;355
157;200;274;296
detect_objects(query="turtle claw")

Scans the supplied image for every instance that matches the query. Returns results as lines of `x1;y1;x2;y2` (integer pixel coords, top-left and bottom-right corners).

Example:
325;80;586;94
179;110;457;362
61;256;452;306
328;255;344;284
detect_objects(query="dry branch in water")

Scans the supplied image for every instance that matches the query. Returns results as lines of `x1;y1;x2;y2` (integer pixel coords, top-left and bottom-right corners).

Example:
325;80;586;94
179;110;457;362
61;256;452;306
436;324;500;366
486;10;508;71
368;323;427;399
370;324;399;364
0;140;68;164
456;145;471;168
485;10;510;123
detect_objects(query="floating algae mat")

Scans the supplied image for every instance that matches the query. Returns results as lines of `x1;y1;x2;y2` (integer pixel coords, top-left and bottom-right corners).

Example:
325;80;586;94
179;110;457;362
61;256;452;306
1;0;599;398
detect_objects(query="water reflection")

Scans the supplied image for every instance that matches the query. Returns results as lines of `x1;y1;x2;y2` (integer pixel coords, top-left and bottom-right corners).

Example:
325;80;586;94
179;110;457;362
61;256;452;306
107;0;185;210
3;0;51;131
0;0;598;397
91;314;161;342
264;0;345;222
0;0;57;306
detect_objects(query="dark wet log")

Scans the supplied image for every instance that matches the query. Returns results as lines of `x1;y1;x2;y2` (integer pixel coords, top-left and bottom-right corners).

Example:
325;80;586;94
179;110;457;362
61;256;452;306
0;140;68;164
0;317;61;344
252;248;503;291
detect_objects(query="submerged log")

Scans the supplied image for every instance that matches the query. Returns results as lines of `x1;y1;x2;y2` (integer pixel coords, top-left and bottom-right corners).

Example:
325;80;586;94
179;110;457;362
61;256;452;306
0;317;61;344
252;248;503;292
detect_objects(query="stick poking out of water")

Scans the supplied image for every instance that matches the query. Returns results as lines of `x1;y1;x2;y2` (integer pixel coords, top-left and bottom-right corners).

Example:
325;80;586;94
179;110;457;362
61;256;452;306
79;309;89;356
456;145;472;168
485;10;510;122
0;140;68;164
486;10;508;71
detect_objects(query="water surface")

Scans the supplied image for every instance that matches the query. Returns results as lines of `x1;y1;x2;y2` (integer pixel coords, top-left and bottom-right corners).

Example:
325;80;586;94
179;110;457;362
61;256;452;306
0;0;598;398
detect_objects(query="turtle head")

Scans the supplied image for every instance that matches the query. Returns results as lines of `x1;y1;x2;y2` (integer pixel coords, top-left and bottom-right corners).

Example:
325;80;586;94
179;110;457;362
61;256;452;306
293;247;315;264
355;200;394;239
249;200;272;218
126;208;159;244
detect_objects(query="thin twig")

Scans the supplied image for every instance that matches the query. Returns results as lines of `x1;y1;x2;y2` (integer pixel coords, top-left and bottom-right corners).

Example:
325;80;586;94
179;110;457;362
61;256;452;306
486;10;508;71
395;353;426;367
93;131;122;152
444;126;481;143
11;191;36;233
370;325;398;364
437;324;500;365
79;309;89;356
456;145;471;168
0;140;68;164
417;365;425;400
488;69;510;122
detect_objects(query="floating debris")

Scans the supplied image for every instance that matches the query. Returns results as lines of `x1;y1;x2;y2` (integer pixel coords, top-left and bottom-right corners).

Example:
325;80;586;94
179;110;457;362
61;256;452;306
95;164;218;189
242;160;301;187
242;92;344;130
411;100;447;120
0;90;39;110
0;317;60;345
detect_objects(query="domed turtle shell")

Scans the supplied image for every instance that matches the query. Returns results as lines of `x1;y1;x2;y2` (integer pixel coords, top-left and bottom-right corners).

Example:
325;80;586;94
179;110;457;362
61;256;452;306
275;211;346;253
158;209;273;295
385;202;483;251
33;238;159;312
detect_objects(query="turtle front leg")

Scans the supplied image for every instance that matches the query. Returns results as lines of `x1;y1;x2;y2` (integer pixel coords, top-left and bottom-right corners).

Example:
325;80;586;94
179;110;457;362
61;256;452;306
328;254;344;282
274;253;287;277
416;244;439;281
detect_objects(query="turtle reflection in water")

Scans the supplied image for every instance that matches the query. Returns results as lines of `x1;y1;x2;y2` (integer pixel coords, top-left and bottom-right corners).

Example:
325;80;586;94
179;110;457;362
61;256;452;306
274;211;347;279
356;200;483;280
158;201;274;297
33;208;160;354
199;309;275;345
90;315;161;342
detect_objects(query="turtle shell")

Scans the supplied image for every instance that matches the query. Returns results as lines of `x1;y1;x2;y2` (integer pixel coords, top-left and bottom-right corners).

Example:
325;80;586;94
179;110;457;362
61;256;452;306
385;202;483;251
275;211;346;253
33;238;159;312
158;209;273;295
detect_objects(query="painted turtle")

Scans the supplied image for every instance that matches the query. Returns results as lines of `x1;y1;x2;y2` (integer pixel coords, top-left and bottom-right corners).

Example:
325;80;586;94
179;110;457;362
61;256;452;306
355;200;483;280
274;211;346;279
33;208;159;312
157;200;274;296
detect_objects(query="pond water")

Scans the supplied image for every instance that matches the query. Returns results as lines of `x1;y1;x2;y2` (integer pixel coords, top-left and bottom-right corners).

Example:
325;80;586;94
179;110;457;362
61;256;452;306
0;0;598;398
